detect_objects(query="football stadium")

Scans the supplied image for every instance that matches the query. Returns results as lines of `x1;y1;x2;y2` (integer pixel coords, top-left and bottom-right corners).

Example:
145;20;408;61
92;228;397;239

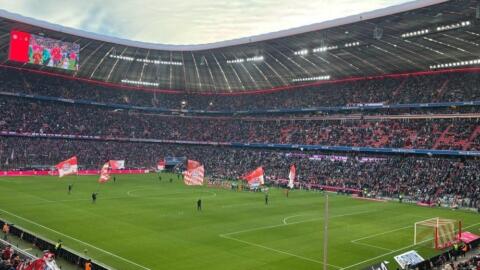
0;0;480;269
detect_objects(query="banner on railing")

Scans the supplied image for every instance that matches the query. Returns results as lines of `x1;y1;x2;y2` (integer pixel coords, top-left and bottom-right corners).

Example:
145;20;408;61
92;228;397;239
1;131;480;157
0;169;149;177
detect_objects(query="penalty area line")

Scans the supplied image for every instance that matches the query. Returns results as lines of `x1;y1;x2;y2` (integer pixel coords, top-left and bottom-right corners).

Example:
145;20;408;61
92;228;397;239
341;221;480;270
0;208;151;270
219;234;343;269
219;210;377;268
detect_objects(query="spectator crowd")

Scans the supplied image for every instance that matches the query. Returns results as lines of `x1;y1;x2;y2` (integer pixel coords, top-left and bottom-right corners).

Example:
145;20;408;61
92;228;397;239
1;96;479;151
0;137;479;209
1;67;480;111
0;67;479;210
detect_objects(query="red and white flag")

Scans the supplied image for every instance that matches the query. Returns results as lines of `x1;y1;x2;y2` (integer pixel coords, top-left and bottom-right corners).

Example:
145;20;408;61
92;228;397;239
157;160;166;171
109;160;125;170
98;162;111;183
183;160;204;186
55;156;78;178
242;167;264;186
25;251;60;270
288;164;296;189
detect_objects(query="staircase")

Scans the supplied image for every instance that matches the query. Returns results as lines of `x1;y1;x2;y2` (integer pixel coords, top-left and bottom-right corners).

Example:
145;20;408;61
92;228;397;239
462;125;480;150
435;79;450;100
280;126;294;143
433;124;452;149
392;78;407;98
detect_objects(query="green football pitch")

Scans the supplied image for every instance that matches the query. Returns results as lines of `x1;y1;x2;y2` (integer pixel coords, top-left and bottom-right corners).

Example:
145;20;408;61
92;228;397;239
0;173;479;270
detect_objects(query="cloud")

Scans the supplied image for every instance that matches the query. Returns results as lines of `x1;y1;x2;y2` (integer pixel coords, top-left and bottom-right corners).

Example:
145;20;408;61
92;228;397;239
0;0;412;45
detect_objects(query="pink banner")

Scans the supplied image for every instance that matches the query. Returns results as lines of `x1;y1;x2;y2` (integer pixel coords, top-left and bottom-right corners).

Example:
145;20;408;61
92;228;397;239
0;169;150;177
459;232;480;244
416;202;436;207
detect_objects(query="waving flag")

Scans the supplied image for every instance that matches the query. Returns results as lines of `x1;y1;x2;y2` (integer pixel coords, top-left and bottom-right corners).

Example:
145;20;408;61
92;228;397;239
157;160;166;171
25;251;60;270
242;167;264;186
183;159;204;186
55;156;78;178
98;162;111;183
109;160;125;169
288;164;296;189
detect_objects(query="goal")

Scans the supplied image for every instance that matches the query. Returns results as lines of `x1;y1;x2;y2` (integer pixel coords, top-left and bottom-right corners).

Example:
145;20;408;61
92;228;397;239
414;218;461;249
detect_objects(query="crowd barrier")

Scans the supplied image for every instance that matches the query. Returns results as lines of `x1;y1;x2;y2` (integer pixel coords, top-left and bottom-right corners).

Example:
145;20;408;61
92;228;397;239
308;184;362;194
0;220;110;270
0;169;149;177
409;238;480;270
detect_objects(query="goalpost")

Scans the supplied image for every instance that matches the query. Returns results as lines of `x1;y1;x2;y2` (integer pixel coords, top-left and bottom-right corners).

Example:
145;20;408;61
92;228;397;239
414;218;462;249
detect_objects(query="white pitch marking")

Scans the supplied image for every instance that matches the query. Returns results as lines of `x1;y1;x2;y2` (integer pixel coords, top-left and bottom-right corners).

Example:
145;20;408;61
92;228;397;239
350;241;393;252
220;234;343;269
0;208;151;270
341;222;480;270
222;210;376;237
282;214;310;225
219;210;376;267
351;225;412;242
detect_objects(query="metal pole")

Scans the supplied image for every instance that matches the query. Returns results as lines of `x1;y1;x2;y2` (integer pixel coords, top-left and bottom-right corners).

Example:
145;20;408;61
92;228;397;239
323;193;329;270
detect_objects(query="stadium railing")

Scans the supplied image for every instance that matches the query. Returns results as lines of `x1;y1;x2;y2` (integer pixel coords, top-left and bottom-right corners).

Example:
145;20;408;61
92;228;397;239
408;238;480;270
0;220;111;270
1;90;480;116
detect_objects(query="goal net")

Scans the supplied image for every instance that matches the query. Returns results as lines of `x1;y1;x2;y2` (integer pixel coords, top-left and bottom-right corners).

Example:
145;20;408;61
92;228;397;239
414;218;461;249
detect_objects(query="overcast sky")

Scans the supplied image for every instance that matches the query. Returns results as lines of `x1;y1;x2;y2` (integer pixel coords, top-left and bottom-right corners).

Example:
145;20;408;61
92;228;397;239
0;0;412;45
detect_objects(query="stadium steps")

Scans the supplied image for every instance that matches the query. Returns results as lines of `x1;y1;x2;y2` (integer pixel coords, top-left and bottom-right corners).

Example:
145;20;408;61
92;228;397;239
391;78;407;98
280;126;295;143
462;125;480;150
435;79;450;100
433;124;452;149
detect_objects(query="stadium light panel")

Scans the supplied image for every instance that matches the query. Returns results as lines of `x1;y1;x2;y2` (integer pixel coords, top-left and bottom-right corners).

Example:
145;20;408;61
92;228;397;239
109;54;182;66
401;29;429;38
121;79;159;87
436;21;471;32
312;46;337;53
430;58;480;69
292;75;331;82
345;41;360;48
227;55;263;64
294;49;309;56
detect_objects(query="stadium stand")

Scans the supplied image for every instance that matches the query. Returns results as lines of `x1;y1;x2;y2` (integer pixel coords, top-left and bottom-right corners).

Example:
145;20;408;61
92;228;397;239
1;95;479;150
1;67;480;111
1;1;480;268
1;137;479;209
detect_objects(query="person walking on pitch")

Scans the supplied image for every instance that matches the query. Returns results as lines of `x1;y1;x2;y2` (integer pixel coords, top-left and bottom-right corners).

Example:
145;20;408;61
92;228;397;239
197;199;202;211
265;193;269;205
68;184;73;194
91;192;97;203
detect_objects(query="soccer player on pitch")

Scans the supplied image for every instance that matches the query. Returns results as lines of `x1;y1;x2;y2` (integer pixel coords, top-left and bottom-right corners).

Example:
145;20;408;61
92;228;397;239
197;199;202;211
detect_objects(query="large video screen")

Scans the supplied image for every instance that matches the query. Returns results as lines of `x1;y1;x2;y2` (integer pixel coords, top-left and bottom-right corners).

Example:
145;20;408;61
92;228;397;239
9;30;79;71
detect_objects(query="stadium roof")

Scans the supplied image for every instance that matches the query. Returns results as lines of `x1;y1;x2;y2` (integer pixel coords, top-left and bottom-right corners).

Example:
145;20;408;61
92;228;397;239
0;0;479;93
